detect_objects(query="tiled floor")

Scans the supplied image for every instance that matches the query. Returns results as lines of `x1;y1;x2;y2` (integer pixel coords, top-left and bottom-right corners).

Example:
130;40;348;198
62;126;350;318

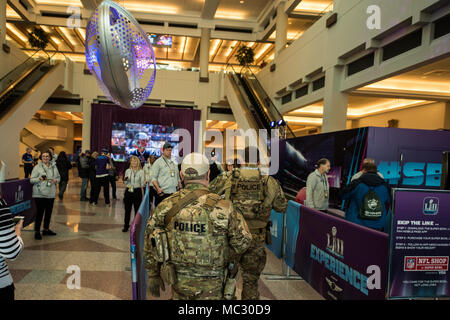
7;176;322;300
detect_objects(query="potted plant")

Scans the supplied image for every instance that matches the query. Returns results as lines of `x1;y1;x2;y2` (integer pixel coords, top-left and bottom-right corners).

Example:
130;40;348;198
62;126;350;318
28;26;50;58
235;45;254;72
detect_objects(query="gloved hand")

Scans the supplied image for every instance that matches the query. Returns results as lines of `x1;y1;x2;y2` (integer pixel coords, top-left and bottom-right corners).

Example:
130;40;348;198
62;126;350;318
147;276;165;297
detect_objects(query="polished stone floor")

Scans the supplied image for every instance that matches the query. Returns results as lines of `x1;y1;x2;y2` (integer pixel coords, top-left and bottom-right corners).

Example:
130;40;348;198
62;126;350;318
8;174;322;300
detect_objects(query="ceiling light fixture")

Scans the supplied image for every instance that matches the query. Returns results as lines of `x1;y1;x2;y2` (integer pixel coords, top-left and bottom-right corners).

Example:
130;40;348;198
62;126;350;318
179;36;186;54
209;39;221;56
226;41;238;57
123;3;178;14
5;23;28;42
58;27;77;46
255;43;272;60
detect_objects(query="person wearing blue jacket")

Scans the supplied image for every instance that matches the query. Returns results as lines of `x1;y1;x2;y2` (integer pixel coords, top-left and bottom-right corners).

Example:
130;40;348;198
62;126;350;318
342;162;391;233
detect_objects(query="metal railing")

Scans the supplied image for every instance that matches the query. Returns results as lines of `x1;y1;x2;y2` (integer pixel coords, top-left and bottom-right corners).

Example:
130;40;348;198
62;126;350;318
0;51;58;120
226;64;295;139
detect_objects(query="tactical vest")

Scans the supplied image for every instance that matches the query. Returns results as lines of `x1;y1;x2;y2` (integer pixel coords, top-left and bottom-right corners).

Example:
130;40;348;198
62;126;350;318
165;189;230;275
228;167;266;226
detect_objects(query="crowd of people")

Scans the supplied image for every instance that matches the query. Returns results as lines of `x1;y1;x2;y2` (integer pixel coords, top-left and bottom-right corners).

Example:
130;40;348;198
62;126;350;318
301;157;391;232
7;143;391;301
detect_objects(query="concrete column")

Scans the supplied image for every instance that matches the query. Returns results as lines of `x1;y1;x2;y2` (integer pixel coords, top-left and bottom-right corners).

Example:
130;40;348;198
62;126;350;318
275;1;288;58
322;66;348;133
0;0;6;45
444;102;450;130
81;99;92;152
199;28;211;81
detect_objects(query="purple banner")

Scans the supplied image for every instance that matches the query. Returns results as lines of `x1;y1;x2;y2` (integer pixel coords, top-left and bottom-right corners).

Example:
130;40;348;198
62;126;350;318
294;205;389;300
0;179;35;227
130;186;151;300
388;189;450;299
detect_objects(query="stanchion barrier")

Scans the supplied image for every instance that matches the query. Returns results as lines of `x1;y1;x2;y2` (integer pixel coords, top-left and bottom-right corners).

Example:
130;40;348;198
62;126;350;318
0;178;35;227
130;185;151;300
263;201;303;281
293;205;389;300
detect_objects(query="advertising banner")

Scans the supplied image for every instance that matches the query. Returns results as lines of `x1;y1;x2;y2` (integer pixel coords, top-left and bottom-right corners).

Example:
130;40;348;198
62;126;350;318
0;179;35;227
130;186;151;300
294;206;389;300
388;189;450;299
267;210;284;259
285;201;301;269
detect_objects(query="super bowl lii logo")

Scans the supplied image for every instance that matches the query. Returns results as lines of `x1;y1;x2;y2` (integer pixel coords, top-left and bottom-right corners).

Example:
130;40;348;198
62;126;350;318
423;197;439;215
15;185;24;203
326;227;344;258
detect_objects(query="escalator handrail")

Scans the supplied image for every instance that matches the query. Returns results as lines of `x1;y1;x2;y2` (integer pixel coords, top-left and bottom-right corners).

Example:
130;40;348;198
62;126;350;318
0;60;47;102
225;64;295;138
0;49;42;83
241;66;295;137
0;51;58;102
227;64;270;129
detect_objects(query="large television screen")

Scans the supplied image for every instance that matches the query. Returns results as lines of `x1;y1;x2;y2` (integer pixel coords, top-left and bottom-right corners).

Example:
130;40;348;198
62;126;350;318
148;34;173;47
111;122;179;162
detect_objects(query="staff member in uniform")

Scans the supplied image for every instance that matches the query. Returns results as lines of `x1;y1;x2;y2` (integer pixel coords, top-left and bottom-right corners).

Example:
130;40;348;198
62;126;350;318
150;142;182;207
123;156;145;232
22;147;34;178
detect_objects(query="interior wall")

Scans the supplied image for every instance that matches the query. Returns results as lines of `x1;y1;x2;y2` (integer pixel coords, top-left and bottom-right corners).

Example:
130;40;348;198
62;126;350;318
356;102;448;130
0;40;29;79
38;120;75;155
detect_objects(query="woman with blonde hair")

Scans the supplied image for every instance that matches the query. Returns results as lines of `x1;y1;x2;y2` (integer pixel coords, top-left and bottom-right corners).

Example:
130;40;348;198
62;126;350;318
122;156;145;232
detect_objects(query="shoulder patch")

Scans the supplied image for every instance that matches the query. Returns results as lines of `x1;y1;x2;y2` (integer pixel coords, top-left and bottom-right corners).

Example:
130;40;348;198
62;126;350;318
216;199;231;210
204;193;221;208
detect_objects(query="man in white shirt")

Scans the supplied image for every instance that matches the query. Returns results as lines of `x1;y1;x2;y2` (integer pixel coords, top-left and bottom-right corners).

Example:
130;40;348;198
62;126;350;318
150;142;182;207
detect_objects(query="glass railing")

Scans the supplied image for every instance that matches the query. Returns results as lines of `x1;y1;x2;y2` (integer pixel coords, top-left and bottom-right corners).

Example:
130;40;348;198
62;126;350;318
227;64;295;138
0;52;57;120
0;50;46;95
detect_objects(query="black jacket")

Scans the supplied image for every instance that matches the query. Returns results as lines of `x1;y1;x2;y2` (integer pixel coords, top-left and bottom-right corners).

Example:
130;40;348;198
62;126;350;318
56;158;72;182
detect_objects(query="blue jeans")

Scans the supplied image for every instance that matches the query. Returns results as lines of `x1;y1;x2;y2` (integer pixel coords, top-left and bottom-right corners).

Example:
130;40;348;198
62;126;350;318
80;178;89;200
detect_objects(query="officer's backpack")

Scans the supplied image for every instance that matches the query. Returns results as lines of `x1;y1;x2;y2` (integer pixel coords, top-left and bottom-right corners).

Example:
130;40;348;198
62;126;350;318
359;188;383;220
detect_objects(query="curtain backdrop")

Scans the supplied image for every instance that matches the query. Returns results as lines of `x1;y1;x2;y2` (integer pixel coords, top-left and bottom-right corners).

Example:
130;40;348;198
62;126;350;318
90;103;201;174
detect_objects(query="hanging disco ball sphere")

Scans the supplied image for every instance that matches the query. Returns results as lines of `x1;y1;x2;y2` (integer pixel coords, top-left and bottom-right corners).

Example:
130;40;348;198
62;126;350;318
85;0;156;109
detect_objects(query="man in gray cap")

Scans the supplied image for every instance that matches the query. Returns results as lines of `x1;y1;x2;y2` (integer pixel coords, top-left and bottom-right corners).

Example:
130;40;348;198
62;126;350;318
150;142;182;207
144;152;252;300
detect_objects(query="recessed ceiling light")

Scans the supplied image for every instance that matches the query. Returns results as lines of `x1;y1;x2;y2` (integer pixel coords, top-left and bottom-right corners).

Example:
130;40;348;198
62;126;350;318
240;1;244;4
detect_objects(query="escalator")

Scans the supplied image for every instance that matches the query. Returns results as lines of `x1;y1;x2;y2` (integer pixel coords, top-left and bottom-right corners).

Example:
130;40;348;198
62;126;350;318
225;65;295;139
0;53;57;120
0;51;65;180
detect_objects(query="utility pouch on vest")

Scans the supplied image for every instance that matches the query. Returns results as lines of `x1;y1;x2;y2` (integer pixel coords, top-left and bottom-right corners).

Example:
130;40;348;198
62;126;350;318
223;261;238;300
161;262;177;285
265;221;272;245
151;229;169;263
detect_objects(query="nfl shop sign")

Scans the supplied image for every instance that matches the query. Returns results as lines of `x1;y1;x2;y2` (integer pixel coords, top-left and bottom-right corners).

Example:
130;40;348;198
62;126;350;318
404;257;449;272
389;189;450;299
294;206;389;300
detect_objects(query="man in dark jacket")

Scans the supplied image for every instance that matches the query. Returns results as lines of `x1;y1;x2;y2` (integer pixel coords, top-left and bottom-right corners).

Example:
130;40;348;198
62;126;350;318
342;162;391;233
77;150;91;201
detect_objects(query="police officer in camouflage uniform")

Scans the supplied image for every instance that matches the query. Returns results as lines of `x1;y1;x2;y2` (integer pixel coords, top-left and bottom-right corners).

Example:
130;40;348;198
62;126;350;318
214;146;288;300
209;157;240;195
144;152;252;300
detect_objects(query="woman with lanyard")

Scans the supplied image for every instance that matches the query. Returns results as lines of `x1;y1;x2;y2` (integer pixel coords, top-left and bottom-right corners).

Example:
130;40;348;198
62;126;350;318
30;150;61;240
122;156;145;232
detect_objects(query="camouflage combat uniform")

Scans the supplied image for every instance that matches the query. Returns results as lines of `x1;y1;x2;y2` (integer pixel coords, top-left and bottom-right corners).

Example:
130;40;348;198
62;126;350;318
144;182;252;300
209;170;232;195
219;164;288;300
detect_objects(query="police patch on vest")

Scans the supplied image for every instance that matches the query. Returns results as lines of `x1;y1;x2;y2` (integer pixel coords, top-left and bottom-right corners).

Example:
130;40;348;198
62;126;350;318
359;189;383;220
237;181;260;191
174;221;206;234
